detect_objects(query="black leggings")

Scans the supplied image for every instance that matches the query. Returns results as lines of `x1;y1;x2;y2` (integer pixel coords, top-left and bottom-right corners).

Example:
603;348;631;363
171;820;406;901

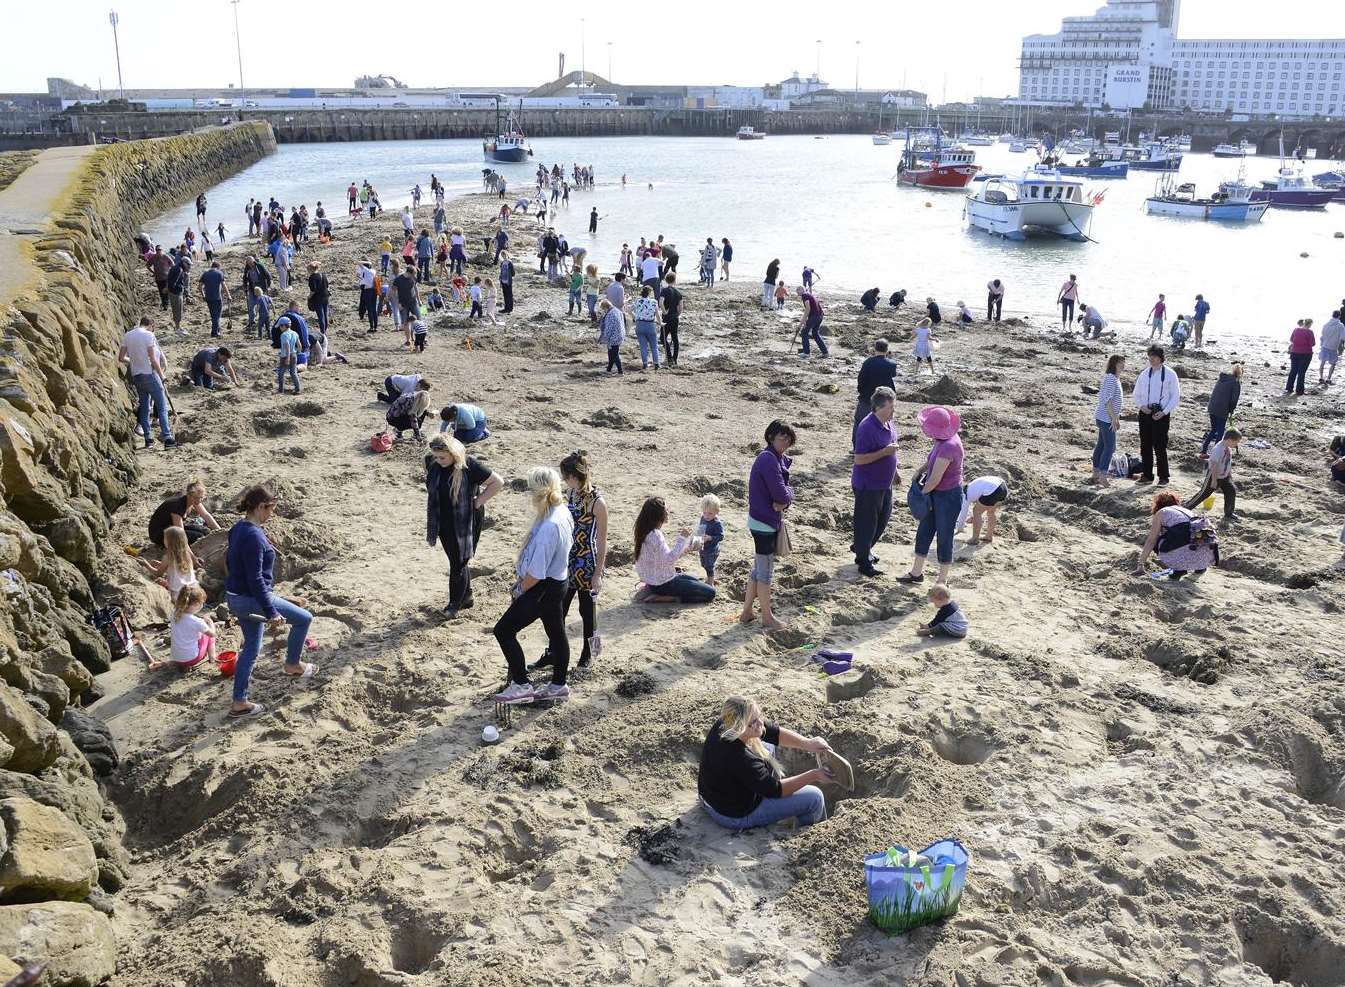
439;534;471;607
1184;476;1236;519
564;585;597;661
495;579;569;686
661;320;680;364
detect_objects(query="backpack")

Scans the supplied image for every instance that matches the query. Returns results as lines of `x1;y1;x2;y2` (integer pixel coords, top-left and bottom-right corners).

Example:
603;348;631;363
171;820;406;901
369;431;394;453
1157;510;1219;555
88;606;131;661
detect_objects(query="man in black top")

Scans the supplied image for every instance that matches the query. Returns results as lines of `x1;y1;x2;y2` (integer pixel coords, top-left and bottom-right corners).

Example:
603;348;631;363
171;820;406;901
392;264;420;322
860;287;880;312
854;338;898;446
659;273;683;368
589;207;598;233
762;258;780;308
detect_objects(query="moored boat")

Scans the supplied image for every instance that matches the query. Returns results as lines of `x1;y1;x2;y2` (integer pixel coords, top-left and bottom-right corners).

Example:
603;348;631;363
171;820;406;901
898;141;979;190
872;133;892;146
482;102;533;162
1232;138;1336;208
1052;150;1129;179
736;126;767;140
1124;140;1183;171
1145;174;1268;222
1212;139;1254;158
1312;170;1345;202
964;169;1097;241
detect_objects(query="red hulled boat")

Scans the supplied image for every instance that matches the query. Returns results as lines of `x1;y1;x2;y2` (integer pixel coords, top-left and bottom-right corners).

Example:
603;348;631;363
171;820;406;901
897;129;980;189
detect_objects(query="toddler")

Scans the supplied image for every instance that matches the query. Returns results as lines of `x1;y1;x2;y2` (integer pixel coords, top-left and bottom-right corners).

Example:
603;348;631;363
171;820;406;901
140;525;197;596
253;286;274;341
412;318;429;353
380;237;392;274
916;585;968;639
774;280;787;310
484;279;499;325
450;273;468;307
567;266;584;316
426;286;445;311
469;277;484;319
169;584;215;671
697;494;724;585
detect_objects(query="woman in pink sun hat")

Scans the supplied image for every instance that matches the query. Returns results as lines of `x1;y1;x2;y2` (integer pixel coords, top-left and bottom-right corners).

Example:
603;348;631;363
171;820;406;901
898;406;965;587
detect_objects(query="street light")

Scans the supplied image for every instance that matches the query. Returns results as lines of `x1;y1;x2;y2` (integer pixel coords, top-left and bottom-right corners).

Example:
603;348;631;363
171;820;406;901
580;18;586;89
854;40;861;97
607;41;612;82
108;10;124;100
815;39;821;80
230;1;246;112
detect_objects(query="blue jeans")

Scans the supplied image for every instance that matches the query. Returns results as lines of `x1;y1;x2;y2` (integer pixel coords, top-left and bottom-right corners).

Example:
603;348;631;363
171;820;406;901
276;357;299;393
647;573;716;603
914;486;963;565
1200;414;1227;455
700;545;720;580
635;321;659;366
801;314;828;355
314;301;329;334
454;424;489;444
568;287;582;313
1092;419;1116;472
206;296;223;336
702;786;826;830
225;592;312;703
586;293;598;318
132;373;172;444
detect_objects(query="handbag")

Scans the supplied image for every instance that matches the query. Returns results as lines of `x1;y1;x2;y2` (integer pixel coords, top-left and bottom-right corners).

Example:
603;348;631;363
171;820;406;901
906;471;932;520
369;431;394;454
865;839;970;934
775;517;793;558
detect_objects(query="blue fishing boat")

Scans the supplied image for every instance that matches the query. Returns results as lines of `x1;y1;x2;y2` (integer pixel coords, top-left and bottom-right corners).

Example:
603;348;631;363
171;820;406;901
481;98;532;163
1055;154;1129;179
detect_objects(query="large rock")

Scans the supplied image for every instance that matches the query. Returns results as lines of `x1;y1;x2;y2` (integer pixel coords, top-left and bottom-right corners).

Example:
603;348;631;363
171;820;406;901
0;901;115;987
0;685;58;773
57;710;117;778
825;668;877;704
0;797;98;902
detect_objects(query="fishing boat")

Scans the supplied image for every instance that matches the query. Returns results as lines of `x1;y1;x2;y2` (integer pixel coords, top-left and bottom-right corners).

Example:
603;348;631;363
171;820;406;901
1177;134;1193;151
964;169;1097;241
872;132;892;146
1312;170;1345;202
897;129;980;189
736;126;767;140
960;133;995;146
1212;139;1255;158
1145;172;1268;222
1123;140;1183;171
1230;136;1337;208
889;128;908;142
482;101;532;162
1053;150;1129;179
1009;140;1028;153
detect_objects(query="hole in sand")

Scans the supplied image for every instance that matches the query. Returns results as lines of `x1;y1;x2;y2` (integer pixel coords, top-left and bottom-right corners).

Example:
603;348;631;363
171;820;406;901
1141;641;1227;685
928;714;1001;766
1235;909;1345;987
251;411;297;437
389;926;447;975
289;400;325;418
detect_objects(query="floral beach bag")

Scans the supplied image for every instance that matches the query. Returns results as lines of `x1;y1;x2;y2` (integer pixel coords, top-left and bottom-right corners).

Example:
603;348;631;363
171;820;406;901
865;839;970;934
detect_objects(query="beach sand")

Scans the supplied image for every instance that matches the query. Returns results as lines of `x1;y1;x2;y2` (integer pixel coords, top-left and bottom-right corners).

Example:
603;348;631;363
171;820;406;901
97;190;1345;986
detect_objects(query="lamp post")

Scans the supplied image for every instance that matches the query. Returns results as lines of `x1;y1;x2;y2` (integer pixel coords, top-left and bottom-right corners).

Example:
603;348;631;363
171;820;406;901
854;40;861;98
108;10;124;100
581;18;586;90
607;41;612;83
230;0;247;113
815;39;821;80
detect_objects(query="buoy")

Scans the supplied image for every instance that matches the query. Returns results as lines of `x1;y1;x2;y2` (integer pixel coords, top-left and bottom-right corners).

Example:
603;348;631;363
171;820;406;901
925;201;932;208
1300;251;1309;257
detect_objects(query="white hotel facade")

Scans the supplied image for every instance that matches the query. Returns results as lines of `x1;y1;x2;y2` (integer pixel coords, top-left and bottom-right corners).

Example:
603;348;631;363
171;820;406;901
1018;0;1345;118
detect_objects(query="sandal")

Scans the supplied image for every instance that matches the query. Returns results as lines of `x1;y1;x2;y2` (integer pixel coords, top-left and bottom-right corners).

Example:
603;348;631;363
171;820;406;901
227;702;266;720
896;573;925;584
285;661;319;679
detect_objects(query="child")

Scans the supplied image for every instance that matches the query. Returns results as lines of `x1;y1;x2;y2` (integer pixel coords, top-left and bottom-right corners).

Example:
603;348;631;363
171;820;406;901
412;318;429;353
620;244;634;277
1170;316;1190;350
380;237;392;274
200;229;214;260
140;525;197;596
584;264;601;322
957;476;1009;543
450;273;468;308
253;286;273;341
567;266;584;316
169;584;215;671
916;585;968;639
484;279;499;325
957;300;974;324
1185;427;1240;521
215;221;226;243
913;317;936;373
774;280;788;310
277;318;301;394
632;497;714;603
400;235;415;267
697;495;724;586
436;236;450;278
802;265;819;290
426;286;445;311
469;277;484;319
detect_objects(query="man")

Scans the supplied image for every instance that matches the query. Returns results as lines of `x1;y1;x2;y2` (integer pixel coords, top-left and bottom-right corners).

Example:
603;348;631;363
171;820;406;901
797;287;828;358
1078;303;1106;339
347;182;359;215
195;193;207;225
148;480;218;548
605;272;627;310
659;272;683;369
499;252;515;314
392;262;420;325
1319;309;1344;385
377;372;424;405
851;387;900;578
118;317;175;449
860;288;880;312
986;278;1004;323
415;228;433;284
493;227;509;263
854;339;897;444
198;261;230;338
1192;293;1211;348
242;257;270;329
639;252;661;297
762;258;780;309
150;246;174;309
1131;345;1181;486
400;206;414;237
357;260;378;332
189;346;240;389
442;403;489;444
164;252;187;334
245;198;256;237
252;200;263;237
589;207;598;233
662;242;680;275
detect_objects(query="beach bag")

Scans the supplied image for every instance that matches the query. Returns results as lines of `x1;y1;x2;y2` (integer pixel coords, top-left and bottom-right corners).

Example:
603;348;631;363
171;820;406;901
907;472;932;520
775;517;793;558
87;606;131;661
369;431;394;454
865;839;970;935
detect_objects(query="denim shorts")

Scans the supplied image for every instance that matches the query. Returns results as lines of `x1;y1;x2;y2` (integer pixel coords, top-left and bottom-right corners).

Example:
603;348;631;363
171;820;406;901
750;531;777;584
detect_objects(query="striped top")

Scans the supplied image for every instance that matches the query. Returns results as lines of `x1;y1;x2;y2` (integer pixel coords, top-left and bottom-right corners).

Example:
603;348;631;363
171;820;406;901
1095;372;1123;423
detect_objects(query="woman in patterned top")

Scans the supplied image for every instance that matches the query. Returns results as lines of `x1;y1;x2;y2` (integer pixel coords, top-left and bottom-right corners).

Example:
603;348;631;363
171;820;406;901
532;450;609;671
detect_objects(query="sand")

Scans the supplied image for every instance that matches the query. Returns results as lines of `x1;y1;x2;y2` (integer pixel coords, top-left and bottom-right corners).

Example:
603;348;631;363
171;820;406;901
93;188;1345;987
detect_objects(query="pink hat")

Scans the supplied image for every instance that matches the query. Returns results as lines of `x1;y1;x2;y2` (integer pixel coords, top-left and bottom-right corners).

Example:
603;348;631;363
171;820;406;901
918;406;961;441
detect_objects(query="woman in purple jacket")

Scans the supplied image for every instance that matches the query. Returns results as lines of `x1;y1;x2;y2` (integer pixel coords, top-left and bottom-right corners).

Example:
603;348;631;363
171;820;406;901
741;419;795;629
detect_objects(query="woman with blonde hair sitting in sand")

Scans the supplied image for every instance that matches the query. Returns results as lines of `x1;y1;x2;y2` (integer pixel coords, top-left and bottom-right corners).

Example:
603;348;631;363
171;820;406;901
697;696;835;830
493;467;575;705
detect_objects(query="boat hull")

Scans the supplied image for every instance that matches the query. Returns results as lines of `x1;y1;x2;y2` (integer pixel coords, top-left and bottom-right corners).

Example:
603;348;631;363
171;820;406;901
1144;197;1269;222
965;199;1093;241
1248;187;1336;208
1056;162;1129;178
1211;149;1248;158
899;164;980;189
1127;155;1183;171
485;144;530;163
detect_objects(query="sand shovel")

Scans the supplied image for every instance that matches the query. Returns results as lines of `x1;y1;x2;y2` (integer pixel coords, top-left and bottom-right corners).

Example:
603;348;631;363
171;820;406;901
816;749;855;792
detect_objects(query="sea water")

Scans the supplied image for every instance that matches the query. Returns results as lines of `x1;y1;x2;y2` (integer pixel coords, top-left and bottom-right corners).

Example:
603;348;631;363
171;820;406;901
150;135;1344;342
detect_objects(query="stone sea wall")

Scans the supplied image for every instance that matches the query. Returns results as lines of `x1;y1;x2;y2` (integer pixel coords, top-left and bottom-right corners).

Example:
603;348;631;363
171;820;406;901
0;122;275;982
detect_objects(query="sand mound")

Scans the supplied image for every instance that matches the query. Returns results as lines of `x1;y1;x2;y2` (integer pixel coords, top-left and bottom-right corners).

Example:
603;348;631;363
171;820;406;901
917;374;976;405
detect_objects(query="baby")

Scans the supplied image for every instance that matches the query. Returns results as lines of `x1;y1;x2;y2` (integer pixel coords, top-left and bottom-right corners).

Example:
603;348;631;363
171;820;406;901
915;585;968;639
697;494;725;585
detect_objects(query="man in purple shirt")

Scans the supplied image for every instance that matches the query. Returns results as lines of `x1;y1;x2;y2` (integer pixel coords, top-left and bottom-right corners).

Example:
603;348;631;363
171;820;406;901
797;287;829;357
851;387;899;577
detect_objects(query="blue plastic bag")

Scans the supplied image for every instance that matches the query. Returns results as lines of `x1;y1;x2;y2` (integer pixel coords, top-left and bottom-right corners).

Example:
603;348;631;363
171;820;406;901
906;471;932;520
864;839;969;934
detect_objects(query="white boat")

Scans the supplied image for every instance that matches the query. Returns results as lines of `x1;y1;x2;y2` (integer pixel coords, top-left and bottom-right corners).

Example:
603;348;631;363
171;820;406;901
965;169;1097;241
1177;134;1193;151
1009;140;1028;153
872;133;892;146
736;126;766;140
1145;173;1269;222
1212;139;1254;158
960;133;995;146
1123;140;1183;171
889;128;908;142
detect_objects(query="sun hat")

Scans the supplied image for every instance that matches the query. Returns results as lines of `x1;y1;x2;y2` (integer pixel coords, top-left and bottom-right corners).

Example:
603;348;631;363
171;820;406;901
918;406;961;441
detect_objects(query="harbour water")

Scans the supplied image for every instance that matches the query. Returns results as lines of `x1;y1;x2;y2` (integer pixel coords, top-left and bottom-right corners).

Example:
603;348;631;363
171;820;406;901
150;135;1344;343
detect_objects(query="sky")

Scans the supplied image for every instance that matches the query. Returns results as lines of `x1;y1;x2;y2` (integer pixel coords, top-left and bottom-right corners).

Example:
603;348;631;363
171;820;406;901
8;1;1345;102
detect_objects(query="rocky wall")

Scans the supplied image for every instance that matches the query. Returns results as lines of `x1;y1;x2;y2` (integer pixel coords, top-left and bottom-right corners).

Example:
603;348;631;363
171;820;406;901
0;122;275;983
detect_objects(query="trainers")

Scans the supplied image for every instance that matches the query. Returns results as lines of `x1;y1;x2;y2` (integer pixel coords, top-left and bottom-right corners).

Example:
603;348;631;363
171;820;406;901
528;649;554;672
495;682;537;704
163;437;177;448
536;683;570;702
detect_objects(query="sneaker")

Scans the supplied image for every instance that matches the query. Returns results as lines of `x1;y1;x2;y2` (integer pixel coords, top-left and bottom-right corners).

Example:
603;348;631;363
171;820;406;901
529;649;554;672
163;437;177;448
495;682;537;704
536;683;571;702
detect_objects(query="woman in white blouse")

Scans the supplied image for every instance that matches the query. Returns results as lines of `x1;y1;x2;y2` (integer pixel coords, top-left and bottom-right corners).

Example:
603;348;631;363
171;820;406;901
632;497;716;603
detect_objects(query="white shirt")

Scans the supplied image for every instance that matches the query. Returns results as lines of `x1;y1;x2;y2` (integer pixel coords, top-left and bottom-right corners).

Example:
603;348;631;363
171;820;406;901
640;256;661;281
390;373;420;395
1132;364;1181;415
1095;372;1123;422
122;326;158;377
357;265;375;288
170;612;210;662
1209;440;1234;480
401;210;414;231
956;476;1004;531
165;562;197;597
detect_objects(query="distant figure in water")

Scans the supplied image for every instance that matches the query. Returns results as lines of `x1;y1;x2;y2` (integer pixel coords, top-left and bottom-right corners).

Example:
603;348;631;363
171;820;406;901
589;208;598;234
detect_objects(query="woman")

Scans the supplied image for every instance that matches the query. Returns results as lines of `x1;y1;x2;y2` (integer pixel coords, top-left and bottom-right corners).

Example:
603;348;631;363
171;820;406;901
1202;363;1242;455
493;468;574;704
898;406;964;587
1286;319;1315;396
1092;354;1125;486
449;227;467;276
742;420;795;629
224;485;316;719
387;380;432;441
633;285;660;371
532;451;609;672
697;696;833;831
597;299;625;375
426;436;504;616
306;261;330;334
633;497;716;603
719;237;733;281
1132;491;1218;580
